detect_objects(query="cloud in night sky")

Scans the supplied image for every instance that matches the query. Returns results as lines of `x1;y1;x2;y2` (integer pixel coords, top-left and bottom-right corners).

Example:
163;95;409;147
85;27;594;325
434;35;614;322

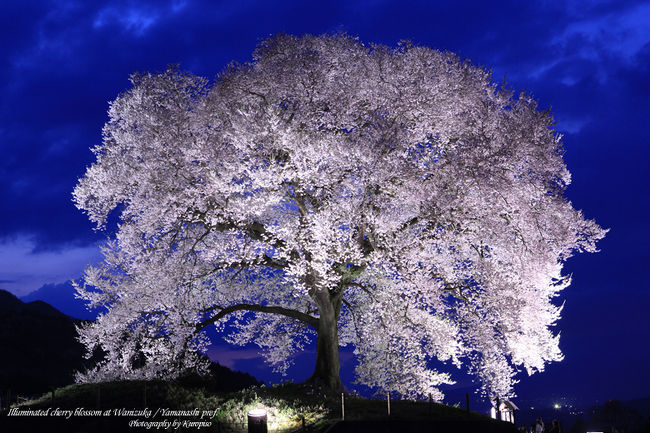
555;1;650;62
0;236;101;296
0;0;648;406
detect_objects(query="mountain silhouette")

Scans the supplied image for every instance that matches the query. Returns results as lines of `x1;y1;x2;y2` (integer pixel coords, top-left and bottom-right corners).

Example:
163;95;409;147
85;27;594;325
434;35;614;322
0;289;86;397
20;281;99;320
0;290;260;401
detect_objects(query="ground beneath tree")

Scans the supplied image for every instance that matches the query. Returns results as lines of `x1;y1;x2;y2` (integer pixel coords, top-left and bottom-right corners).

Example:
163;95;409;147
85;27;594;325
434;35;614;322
324;418;519;433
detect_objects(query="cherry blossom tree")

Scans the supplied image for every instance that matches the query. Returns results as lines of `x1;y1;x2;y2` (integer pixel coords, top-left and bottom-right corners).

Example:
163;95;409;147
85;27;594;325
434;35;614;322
72;34;605;399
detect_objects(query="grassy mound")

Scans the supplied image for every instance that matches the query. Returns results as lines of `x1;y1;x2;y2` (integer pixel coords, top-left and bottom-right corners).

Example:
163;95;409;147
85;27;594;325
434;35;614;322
6;379;506;432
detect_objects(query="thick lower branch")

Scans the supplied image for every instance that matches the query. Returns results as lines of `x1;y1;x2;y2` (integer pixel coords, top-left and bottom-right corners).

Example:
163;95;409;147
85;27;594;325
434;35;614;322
195;303;319;333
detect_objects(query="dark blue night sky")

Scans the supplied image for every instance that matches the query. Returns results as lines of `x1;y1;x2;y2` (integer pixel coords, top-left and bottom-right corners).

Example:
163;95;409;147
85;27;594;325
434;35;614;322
1;0;649;410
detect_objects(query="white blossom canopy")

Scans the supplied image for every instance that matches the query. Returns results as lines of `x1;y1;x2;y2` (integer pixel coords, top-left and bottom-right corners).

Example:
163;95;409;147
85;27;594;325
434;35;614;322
73;34;606;399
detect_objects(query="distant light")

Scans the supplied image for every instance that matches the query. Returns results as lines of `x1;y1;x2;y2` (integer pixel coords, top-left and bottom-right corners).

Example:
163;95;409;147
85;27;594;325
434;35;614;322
248;408;267;417
554;403;561;409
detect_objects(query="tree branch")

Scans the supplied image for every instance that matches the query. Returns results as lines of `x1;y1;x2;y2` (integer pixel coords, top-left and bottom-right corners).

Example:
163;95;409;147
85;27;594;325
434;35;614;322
195;303;319;333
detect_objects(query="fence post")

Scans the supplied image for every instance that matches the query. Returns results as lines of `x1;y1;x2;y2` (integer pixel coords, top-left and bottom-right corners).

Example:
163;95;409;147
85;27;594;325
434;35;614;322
387;392;390;416
97;383;101;409
466;393;470;412
341;393;345;420
496;396;500;421
143;382;147;407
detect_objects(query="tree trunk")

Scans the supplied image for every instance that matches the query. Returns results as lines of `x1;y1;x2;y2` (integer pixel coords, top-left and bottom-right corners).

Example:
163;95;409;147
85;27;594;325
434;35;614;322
308;291;343;391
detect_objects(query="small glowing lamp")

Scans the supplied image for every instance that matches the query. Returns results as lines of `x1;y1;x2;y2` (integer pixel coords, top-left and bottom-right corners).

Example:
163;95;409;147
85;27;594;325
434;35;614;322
248;408;267;417
247;408;268;433
554;403;561;409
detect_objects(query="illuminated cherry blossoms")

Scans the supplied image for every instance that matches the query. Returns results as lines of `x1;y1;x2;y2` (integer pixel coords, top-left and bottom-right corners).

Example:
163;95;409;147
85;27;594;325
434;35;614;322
72;34;605;399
